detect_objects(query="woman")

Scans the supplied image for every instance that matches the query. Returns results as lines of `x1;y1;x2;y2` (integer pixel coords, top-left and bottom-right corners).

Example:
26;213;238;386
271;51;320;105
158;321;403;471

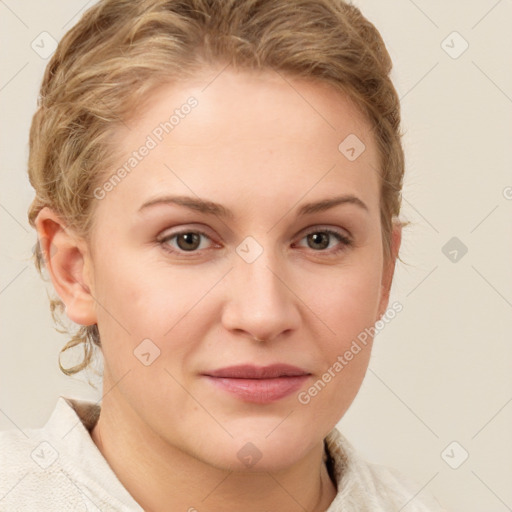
0;0;446;510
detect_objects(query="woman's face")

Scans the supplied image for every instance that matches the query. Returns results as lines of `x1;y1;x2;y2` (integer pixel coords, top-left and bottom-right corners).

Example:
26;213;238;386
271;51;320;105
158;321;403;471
83;68;398;471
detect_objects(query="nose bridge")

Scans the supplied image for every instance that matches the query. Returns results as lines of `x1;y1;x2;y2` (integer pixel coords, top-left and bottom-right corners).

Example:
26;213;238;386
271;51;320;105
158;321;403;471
223;238;300;341
244;250;284;302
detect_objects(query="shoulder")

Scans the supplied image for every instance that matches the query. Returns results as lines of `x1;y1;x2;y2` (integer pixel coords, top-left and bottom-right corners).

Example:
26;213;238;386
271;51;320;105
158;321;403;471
325;428;448;512
0;404;90;511
0;397;141;511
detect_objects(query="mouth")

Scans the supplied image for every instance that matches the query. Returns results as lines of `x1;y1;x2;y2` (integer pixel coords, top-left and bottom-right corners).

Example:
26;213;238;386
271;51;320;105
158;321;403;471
202;364;311;403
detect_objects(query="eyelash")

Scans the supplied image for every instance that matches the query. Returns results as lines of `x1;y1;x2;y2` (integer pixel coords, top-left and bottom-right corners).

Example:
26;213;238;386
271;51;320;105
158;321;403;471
158;227;352;257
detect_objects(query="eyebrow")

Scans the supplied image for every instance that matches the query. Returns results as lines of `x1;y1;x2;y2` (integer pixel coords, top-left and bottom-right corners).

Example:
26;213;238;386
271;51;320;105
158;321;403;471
138;194;368;218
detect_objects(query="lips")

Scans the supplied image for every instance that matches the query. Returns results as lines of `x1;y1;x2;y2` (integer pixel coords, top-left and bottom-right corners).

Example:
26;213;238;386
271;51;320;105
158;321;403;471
205;364;310;379
202;364;311;403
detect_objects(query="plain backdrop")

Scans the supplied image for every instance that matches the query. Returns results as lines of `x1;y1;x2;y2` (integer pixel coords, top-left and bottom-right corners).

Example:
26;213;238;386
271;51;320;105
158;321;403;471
1;1;511;511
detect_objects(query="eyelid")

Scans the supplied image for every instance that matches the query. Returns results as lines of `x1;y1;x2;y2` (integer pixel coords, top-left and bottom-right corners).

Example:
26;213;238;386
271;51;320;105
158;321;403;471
300;224;351;240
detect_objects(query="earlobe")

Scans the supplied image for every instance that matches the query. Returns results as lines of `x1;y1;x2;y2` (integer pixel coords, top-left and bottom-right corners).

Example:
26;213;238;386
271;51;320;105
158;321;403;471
34;207;97;326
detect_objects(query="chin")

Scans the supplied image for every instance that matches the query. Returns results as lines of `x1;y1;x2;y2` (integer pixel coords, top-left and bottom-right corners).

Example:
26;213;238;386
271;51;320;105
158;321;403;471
192;426;322;473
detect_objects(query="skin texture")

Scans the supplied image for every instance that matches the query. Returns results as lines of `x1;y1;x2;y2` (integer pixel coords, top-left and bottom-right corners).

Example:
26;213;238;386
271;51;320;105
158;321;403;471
36;67;401;512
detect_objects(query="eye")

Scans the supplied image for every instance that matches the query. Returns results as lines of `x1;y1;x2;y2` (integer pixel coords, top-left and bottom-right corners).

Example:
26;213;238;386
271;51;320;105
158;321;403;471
159;230;215;254
295;227;352;254
158;226;352;257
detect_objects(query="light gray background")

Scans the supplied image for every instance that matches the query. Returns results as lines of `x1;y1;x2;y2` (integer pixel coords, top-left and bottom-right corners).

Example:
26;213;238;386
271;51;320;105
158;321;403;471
1;1;511;511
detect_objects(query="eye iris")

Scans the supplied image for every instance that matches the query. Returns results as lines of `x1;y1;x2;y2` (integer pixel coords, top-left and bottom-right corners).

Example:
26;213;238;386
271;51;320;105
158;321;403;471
177;232;201;251
308;232;330;250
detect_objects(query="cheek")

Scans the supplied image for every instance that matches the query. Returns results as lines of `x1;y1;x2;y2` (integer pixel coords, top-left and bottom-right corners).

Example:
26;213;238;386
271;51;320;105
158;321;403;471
301;258;382;371
303;260;383;336
296;266;381;421
92;253;213;354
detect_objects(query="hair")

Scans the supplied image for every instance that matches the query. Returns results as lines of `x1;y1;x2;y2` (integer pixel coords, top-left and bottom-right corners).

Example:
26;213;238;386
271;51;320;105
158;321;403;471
27;0;405;377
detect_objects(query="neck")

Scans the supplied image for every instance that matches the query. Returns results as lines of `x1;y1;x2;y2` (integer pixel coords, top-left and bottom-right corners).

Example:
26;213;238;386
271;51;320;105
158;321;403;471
90;390;337;512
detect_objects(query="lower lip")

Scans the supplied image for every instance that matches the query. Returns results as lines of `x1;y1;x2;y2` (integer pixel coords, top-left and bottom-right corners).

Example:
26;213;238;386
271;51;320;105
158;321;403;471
204;375;310;404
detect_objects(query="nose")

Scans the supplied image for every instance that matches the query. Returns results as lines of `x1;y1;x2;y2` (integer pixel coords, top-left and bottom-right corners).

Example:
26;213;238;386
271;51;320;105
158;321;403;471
221;244;301;343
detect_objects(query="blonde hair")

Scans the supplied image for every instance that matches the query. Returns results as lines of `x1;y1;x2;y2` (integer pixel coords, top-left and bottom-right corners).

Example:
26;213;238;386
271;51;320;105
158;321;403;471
28;0;404;376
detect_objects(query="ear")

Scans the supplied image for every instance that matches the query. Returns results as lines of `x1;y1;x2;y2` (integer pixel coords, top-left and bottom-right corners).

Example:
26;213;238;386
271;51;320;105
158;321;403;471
377;221;402;318
34;207;97;326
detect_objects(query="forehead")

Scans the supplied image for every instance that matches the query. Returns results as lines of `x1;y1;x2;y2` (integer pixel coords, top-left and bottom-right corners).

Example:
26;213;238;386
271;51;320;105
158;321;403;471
123;67;373;143
96;68;380;220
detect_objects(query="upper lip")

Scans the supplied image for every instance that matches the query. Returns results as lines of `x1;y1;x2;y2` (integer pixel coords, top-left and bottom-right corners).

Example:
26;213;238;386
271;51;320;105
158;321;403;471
204;364;310;379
